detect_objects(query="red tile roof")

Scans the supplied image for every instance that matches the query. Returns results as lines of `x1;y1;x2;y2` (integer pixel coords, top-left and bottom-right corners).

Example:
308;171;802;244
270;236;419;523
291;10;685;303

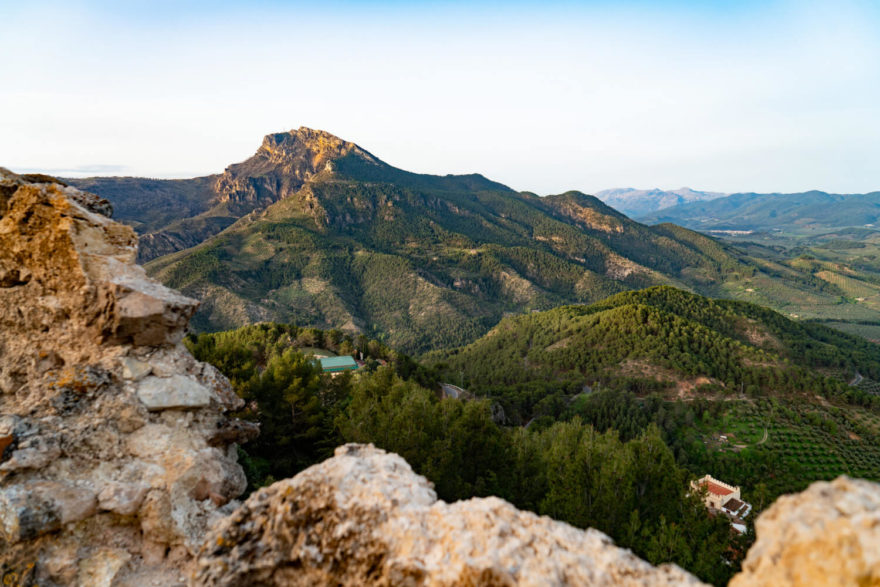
706;481;734;496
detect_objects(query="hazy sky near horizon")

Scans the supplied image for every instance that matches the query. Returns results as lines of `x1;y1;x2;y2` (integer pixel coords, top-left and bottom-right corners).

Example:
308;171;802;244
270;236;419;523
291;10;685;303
1;0;878;195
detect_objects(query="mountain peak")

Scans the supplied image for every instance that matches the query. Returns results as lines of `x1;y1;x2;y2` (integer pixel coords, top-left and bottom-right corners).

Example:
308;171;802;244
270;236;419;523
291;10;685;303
212;128;386;213
256;127;382;172
214;126;385;215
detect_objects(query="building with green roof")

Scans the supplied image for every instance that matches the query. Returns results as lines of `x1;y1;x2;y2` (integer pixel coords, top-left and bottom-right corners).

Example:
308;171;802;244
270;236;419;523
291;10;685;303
318;355;359;373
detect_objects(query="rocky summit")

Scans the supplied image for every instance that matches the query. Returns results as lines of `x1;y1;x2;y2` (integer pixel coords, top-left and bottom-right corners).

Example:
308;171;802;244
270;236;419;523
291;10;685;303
69;127;387;263
0;168;255;585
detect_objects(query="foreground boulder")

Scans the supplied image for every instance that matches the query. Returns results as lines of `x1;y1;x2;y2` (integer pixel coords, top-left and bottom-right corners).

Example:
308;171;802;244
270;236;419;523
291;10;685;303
732;476;880;586
195;446;880;587
0;169;254;586
195;443;705;586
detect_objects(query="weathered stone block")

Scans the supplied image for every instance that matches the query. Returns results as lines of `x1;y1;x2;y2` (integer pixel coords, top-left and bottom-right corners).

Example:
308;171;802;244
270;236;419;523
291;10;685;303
0;433;61;472
50;482;99;524
78;548;132;587
137;375;212;411
0;482;96;543
98;483;150;516
140;490;176;546
120;357;152;381
103;280;198;347
0;485;61;543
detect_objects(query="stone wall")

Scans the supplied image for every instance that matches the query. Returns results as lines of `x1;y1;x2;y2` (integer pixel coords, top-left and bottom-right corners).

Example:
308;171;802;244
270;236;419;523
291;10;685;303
0;169;255;586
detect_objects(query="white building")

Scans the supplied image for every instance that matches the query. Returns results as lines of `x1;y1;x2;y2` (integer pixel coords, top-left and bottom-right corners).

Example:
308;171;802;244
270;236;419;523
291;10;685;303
691;475;752;533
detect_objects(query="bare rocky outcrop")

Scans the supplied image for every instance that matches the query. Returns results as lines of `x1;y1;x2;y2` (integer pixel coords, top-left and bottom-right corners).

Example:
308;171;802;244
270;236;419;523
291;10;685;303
731;476;880;587
194;443;706;586
213;127;382;215
0;168;255;586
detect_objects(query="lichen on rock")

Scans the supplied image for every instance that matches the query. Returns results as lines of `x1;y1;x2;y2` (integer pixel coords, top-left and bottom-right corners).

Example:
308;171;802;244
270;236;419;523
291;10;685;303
0;168;252;585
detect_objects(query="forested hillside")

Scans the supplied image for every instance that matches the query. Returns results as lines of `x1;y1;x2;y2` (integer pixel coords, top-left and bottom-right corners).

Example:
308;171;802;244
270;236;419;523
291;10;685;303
426;287;880;509
185;321;743;586
428;286;880;420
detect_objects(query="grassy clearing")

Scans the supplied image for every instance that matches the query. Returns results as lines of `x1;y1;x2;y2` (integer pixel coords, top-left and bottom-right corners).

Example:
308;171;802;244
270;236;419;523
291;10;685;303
713;403;767;446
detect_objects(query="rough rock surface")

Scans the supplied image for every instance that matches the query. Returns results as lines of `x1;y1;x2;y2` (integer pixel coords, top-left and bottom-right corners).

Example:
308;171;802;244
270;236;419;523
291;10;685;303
0;168;255;586
731;476;880;587
214;126;381;214
195;443;706;586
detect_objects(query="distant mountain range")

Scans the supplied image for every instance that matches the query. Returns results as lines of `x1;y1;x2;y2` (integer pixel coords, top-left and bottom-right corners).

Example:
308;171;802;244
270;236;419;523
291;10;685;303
595;187;727;217
63;128;877;352
638;190;880;233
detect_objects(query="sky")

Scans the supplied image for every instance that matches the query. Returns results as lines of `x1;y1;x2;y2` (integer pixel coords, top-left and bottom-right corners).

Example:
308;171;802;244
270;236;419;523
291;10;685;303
1;0;878;195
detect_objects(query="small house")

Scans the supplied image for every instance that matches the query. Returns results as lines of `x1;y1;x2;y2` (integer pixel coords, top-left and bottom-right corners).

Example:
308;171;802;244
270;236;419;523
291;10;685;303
691;474;752;533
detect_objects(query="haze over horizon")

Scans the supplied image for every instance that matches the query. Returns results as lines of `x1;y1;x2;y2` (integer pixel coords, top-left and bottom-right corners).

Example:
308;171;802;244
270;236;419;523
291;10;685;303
2;0;878;195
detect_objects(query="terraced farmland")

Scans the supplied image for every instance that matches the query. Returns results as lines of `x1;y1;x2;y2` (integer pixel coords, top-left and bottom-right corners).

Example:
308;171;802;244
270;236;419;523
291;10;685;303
706;398;880;494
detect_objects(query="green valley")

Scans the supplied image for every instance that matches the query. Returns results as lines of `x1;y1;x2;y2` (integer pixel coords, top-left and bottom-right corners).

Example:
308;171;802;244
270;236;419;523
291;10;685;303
675;226;880;339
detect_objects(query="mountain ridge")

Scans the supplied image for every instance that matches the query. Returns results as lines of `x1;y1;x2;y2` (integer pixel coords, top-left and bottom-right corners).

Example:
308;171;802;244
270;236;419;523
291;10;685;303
639;190;880;232
596;187;727;217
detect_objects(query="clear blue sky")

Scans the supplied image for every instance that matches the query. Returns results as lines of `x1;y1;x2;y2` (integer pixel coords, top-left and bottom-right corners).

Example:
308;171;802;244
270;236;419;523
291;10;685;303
1;0;878;194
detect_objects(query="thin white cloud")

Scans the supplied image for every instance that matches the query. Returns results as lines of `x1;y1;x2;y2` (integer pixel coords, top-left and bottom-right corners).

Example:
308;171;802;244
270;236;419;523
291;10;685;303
12;164;129;177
